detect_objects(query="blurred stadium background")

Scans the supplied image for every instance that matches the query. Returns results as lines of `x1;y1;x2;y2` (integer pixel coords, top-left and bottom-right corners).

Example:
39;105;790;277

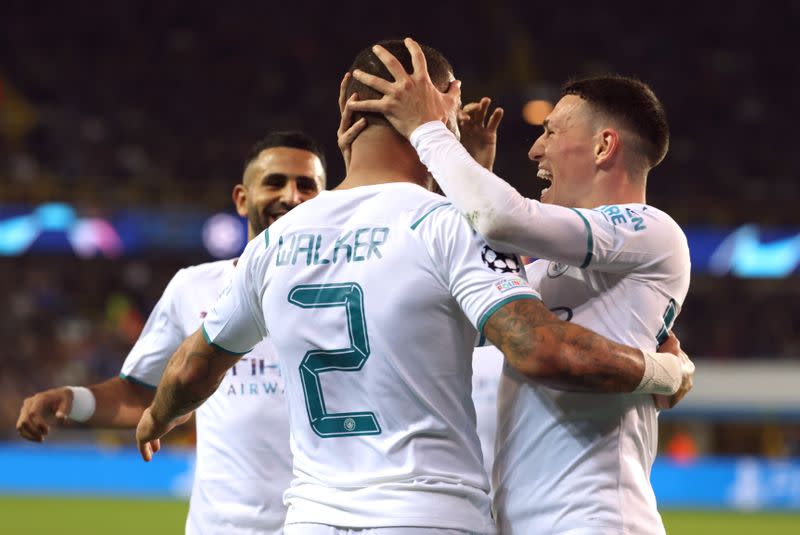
1;1;799;533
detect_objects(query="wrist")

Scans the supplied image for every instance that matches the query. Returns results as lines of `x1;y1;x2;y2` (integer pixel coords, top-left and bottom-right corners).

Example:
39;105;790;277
409;120;451;148
66;386;96;422
633;350;682;395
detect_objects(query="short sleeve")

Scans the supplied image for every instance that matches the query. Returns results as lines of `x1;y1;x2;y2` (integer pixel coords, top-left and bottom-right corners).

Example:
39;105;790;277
576;205;690;277
415;205;540;335
202;233;269;355
120;269;188;388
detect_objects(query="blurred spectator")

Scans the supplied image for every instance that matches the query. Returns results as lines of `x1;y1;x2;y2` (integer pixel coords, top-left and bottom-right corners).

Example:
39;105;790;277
0;1;797;222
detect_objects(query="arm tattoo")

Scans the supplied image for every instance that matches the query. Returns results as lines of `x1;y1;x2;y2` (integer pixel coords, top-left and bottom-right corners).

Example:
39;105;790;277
149;331;237;424
484;299;644;392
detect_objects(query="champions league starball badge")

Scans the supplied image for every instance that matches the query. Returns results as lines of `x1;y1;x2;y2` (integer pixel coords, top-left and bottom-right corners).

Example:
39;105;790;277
481;246;521;274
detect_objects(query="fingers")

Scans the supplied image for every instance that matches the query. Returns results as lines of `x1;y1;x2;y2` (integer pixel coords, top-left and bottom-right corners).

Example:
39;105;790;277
338;72;351;114
473;97;490;125
659;331;681;354
17;408;49;442
370;44;409;84
137;433;159;462
444;79;461;108
17;418;47;442
652;394;669;410
16;395;56;442
404;37;428;79
17;423;44;442
486;107;504;133
139;440;156;462
462;102;481;115
54;393;73;421
347;98;390;114
340;117;367;148
338;93;358;135
462;98;490;127
352;69;395;95
460;98;503;132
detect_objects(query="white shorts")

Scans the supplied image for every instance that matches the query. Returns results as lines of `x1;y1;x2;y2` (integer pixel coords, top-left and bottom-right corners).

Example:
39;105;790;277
284;525;477;535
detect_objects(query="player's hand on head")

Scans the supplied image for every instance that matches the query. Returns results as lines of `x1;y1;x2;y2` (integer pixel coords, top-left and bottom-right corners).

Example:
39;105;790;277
347;37;461;139
653;330;695;409
458;97;504;171
337;72;367;172
16;387;74;442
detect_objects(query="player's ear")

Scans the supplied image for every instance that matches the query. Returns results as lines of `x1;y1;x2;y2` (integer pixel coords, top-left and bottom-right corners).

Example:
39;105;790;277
232;184;248;217
594;128;619;167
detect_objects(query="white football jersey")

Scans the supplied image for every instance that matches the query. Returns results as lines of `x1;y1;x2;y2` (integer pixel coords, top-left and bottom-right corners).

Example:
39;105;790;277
202;183;538;533
471;347;504;483
493;204;690;535
120;260;291;534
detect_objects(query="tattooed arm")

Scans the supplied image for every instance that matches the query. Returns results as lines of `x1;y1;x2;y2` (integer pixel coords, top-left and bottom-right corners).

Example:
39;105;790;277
484;298;659;393
135;329;240;461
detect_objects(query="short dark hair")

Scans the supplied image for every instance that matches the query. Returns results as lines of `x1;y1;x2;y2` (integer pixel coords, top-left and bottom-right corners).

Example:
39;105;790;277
346;39;454;129
562;75;669;168
243;130;327;179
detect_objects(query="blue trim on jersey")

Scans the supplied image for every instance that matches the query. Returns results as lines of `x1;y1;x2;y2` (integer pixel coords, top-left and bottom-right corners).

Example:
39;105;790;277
570;208;594;268
264;228;269;247
201;323;252;356
410;202;451;230
477;294;540;335
119;373;157;390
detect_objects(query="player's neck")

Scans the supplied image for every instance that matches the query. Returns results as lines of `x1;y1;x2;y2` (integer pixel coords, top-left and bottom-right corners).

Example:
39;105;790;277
578;170;647;208
337;126;429;190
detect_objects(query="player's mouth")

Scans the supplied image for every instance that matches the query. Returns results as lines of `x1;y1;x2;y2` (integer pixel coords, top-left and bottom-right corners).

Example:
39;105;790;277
269;210;288;220
537;168;553;196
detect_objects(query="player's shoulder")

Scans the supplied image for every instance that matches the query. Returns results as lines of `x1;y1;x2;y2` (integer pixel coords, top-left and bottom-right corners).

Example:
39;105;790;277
357;182;453;228
593;203;687;241
407;189;455;230
170;259;235;291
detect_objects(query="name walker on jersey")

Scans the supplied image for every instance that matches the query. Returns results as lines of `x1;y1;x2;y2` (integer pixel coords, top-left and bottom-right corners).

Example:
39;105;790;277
275;227;390;267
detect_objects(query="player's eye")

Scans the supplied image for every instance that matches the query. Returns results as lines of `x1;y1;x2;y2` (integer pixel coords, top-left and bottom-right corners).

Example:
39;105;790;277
263;175;288;189
296;177;318;192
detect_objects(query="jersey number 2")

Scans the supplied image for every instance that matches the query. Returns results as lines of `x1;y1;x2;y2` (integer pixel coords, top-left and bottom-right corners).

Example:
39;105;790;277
288;283;382;437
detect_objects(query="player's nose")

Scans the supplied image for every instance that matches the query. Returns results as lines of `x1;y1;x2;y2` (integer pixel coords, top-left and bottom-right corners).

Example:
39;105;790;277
528;136;544;161
280;179;304;204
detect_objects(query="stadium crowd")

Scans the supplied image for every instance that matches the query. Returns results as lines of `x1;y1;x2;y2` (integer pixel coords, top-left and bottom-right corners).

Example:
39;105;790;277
1;2;797;222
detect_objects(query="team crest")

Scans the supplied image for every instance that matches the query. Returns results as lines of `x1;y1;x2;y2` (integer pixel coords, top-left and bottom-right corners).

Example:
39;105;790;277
547;261;570;278
481;246;521;274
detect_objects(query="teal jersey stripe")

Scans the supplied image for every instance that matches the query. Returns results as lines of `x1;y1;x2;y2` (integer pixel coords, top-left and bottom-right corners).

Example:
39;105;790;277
201;323;252;356
410;202;451;230
570;208;594;268
264;228;269;247
119;373;157;390
477;333;487;347
477;294;540;334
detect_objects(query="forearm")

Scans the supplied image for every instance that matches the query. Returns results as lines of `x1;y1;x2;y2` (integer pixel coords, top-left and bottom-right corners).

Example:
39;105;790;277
148;330;230;424
489;300;644;392
485;299;649;393
523;322;645;393
87;377;154;428
411;122;588;264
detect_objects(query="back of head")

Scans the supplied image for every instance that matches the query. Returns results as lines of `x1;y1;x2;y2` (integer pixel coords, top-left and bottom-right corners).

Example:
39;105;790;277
563;75;669;170
346;39;453;130
244;130;327;186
